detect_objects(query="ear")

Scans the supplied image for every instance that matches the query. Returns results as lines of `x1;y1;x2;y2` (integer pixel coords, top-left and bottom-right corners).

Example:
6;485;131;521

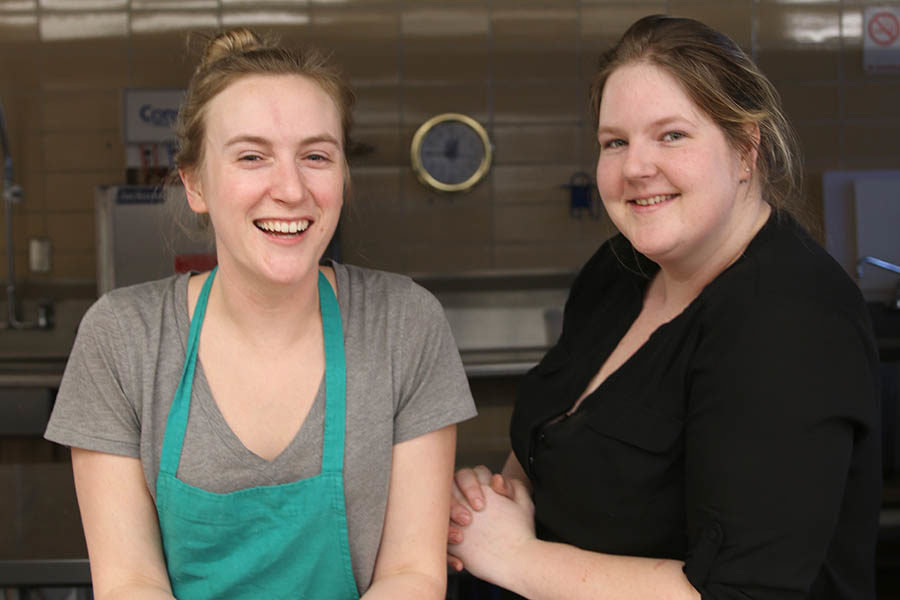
180;168;208;214
742;122;761;171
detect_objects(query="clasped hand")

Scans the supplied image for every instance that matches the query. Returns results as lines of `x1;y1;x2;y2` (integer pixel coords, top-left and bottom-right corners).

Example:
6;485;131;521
446;466;536;587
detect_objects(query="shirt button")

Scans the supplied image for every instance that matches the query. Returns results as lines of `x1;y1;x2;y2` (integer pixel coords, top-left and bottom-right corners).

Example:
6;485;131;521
528;455;535;465
538;433;546;442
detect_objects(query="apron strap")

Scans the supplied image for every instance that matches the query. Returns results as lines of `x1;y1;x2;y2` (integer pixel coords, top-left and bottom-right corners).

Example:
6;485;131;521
160;267;217;475
159;268;346;476
318;270;347;474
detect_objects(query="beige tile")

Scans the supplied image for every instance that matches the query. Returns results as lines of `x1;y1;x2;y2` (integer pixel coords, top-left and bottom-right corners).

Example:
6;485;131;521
21;167;46;215
130;10;219;40
401;7;488;39
0;42;43;90
494;203;580;244
347;126;403;168
220;6;310;29
397;203;493;246
0;210;44;256
134;1;218;8
42;90;120;131
492;124;582;165
401;83;489;126
492;165;580;206
309;8;399;45
493;46;579;81
342;240;493;275
42;132;125;171
667;0;754;51
39;10;128;42
40;1;127;9
792;120;841;162
491;7;578;47
838;154;900;170
329;44;399;85
39;42;130;91
839;47;870;82
844;82;900;119
309;0;392;5
50;249;96;281
843;123;900;158
406;242;493;274
494;81;583;123
128;52;195;88
403;45;491;82
352;84;400;126
47;212;95;252
401;168;491;211
493;240;602;271
0;12;38;43
756;48;840;82
43;171;122;211
757;3;842;49
776;82;840;122
344;166;403;213
580;4;667;43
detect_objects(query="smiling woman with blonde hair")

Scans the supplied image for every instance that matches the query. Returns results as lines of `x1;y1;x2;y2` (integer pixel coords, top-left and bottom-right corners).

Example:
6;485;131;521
45;27;475;599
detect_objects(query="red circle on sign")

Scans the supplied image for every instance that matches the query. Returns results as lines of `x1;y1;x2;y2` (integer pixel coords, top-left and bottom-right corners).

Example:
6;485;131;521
868;11;900;46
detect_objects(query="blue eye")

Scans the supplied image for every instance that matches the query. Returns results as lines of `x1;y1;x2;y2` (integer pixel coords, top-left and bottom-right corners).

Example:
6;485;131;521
601;139;626;151
239;154;262;162
662;131;686;142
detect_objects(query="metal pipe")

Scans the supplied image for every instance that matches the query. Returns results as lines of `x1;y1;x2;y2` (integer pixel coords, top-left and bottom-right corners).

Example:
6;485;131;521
0;97;32;329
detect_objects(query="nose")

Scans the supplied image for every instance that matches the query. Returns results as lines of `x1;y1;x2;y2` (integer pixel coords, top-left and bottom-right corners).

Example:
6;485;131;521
269;159;305;204
621;142;657;180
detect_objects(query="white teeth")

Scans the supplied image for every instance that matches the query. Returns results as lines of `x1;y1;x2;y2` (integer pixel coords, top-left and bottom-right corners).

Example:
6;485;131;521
633;194;675;206
256;219;310;234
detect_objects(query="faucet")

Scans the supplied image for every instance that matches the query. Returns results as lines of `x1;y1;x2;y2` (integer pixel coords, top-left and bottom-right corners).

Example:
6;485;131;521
857;256;900;310
0;97;47;330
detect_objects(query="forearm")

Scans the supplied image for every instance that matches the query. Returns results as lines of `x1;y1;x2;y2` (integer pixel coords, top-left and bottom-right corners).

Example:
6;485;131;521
496;538;699;600
360;570;445;600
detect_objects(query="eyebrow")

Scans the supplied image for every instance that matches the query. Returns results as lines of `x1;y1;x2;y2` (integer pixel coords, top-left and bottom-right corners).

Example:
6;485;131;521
223;134;341;148
597;115;695;136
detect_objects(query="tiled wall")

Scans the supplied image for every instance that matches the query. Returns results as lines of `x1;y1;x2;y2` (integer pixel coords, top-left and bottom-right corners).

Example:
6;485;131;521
0;0;897;290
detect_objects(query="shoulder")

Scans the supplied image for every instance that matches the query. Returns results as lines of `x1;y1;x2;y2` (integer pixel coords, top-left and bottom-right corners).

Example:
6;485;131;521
79;274;185;339
333;262;445;321
695;216;879;395
704;215;868;330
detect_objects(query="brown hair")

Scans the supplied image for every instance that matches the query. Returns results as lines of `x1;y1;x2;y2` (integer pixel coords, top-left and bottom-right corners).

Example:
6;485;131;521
589;15;809;229
166;27;355;238
176;27;354;172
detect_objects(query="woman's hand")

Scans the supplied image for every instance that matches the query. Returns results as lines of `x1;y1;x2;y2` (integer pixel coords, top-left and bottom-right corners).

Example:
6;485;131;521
448;481;536;588
447;466;517;571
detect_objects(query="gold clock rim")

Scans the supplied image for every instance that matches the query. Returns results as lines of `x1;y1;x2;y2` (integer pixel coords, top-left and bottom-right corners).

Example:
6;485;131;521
410;112;492;193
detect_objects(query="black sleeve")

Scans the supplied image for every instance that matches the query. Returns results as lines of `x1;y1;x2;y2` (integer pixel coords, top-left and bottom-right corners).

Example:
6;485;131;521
682;296;879;598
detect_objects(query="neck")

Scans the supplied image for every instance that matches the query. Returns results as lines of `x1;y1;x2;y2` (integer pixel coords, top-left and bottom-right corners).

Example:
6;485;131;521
196;262;324;352
650;194;771;313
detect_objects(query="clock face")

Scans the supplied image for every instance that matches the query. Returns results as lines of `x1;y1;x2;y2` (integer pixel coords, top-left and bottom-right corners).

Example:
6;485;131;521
411;113;492;192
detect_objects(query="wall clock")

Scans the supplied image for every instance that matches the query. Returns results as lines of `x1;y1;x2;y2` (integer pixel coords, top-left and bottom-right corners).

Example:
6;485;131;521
410;113;492;193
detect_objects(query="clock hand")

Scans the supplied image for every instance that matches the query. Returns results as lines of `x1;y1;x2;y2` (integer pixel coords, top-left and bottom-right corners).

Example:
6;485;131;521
444;139;459;160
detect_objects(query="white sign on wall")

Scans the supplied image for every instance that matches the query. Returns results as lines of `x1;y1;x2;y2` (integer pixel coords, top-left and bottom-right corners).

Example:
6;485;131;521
864;7;900;73
124;88;184;143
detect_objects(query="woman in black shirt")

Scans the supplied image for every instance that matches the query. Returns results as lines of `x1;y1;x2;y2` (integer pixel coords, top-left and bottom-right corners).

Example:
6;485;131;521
448;15;881;599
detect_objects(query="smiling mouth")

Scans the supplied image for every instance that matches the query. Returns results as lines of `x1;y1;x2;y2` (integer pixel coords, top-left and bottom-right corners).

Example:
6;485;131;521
630;193;678;207
254;219;311;236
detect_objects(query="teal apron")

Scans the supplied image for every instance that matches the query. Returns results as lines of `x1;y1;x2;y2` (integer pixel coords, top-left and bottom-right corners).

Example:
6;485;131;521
155;268;359;600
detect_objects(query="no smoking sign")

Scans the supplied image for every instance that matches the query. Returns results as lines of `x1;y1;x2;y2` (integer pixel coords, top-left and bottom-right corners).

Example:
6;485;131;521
864;7;900;73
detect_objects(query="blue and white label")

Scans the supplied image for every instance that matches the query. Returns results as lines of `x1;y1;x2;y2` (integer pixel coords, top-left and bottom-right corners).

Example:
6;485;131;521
124;89;185;143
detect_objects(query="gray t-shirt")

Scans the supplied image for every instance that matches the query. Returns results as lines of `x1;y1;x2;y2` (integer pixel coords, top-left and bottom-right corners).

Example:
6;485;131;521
45;262;476;593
